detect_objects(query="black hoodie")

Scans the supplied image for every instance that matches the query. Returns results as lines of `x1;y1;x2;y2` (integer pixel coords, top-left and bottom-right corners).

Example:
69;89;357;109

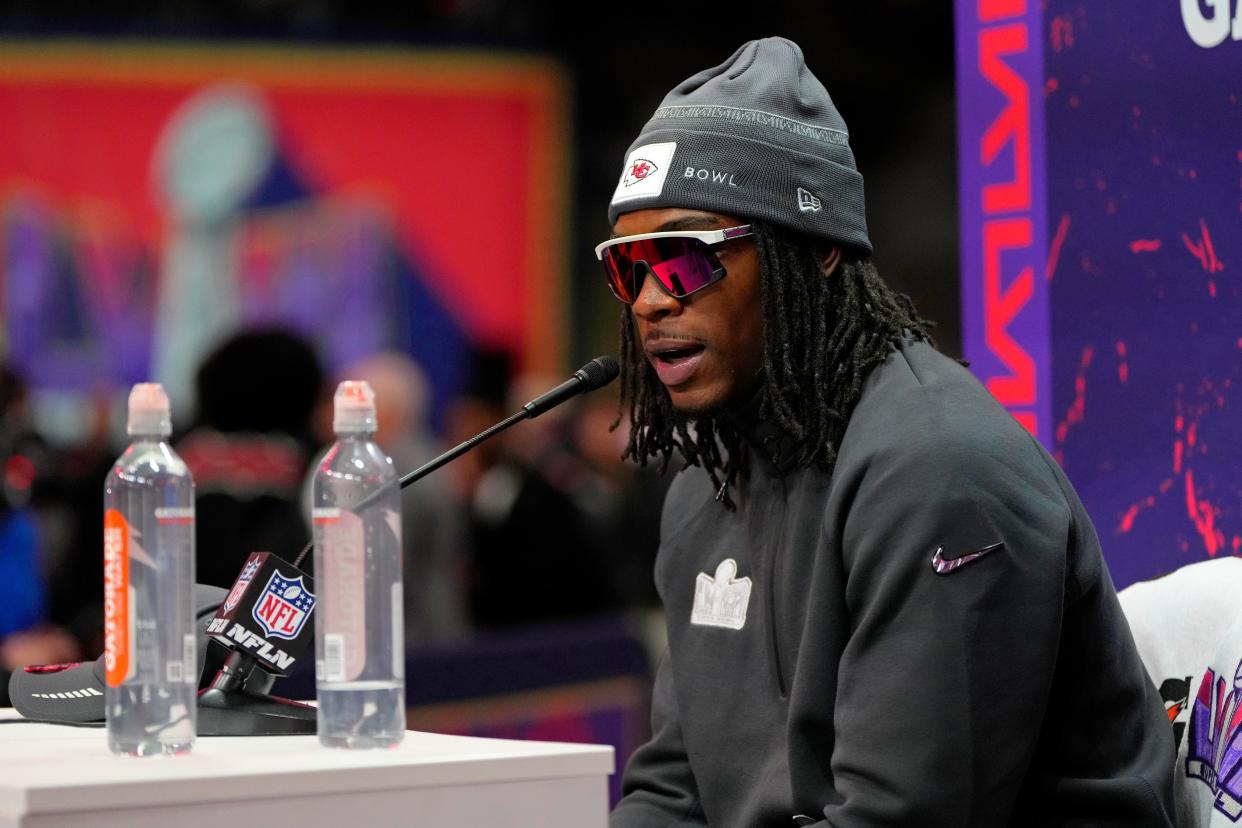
612;340;1175;827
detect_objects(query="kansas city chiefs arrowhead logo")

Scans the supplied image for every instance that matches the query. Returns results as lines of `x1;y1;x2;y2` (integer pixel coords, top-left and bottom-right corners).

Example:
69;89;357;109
623;158;657;186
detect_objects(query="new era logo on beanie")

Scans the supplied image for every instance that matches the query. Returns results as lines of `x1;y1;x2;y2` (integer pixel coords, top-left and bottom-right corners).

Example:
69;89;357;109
607;37;871;253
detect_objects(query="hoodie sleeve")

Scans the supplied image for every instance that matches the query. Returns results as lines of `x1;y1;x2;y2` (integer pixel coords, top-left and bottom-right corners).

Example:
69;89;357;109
611;650;709;827
812;434;1172;827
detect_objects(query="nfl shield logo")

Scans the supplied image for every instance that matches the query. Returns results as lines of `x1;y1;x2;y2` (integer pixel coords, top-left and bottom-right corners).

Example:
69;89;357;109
252;571;316;640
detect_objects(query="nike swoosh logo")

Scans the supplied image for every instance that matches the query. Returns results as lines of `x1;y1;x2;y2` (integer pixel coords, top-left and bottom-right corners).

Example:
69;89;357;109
931;542;1005;575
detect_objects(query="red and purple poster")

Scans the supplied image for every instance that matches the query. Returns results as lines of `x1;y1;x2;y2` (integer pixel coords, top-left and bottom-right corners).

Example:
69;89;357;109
0;42;569;425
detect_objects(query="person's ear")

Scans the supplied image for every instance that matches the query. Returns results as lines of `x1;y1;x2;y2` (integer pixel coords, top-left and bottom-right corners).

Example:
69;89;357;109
822;246;842;278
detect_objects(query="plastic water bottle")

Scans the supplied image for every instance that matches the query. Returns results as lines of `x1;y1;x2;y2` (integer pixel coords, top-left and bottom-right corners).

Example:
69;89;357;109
103;383;197;756
313;380;405;749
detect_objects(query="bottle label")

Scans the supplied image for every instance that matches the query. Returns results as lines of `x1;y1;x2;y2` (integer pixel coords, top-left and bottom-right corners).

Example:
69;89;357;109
181;633;197;684
103;509;134;688
155;506;194;684
154;507;194;525
323;634;346;682
314;507;366;682
392;582;404;681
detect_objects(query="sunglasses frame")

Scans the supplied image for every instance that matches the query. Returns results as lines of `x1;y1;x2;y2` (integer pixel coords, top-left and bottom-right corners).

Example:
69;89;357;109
594;224;753;303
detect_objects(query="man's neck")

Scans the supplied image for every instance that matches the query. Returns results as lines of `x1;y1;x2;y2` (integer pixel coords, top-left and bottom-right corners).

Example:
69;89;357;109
725;384;806;476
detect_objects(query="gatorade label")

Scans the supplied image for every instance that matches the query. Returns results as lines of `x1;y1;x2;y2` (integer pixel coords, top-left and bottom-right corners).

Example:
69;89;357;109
313;508;366;682
103;509;135;687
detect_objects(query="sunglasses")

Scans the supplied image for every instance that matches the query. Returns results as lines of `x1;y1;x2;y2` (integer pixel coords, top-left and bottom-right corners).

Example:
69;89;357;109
594;225;753;304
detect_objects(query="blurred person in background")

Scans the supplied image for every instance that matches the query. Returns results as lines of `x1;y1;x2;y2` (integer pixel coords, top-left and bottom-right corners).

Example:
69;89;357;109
570;389;669;612
329;350;469;645
0;490;44;646
451;349;621;629
601;37;1174;827
0;365;80;704
178;328;324;589
4;359;133;659
0;366;46;641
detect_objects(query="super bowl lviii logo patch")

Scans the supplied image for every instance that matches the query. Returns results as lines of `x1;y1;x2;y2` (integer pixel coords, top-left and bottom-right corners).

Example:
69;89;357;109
612;142;677;206
252;571;316;640
1187;660;1242;821
691;558;752;631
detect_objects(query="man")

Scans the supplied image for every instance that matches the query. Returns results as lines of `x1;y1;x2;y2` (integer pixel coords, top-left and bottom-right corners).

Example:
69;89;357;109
597;37;1175;827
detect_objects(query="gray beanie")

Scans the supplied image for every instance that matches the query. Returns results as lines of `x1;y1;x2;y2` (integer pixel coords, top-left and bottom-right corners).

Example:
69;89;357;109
607;37;871;252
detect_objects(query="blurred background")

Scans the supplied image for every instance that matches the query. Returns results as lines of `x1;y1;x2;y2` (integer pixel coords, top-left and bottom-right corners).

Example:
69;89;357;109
0;2;958;781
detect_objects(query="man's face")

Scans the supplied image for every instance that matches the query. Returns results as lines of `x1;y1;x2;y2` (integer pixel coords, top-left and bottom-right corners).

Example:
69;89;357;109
614;208;764;416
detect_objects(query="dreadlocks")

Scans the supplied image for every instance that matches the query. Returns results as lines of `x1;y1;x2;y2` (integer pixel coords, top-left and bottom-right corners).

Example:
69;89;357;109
617;219;935;508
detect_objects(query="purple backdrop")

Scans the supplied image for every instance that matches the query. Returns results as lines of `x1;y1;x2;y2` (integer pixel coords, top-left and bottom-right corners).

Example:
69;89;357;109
956;0;1052;447
957;0;1242;588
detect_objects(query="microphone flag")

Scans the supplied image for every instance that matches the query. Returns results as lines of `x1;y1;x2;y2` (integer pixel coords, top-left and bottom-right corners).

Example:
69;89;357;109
206;552;316;676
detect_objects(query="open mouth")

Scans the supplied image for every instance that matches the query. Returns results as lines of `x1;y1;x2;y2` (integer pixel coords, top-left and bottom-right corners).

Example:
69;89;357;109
651;342;705;364
646;341;706;388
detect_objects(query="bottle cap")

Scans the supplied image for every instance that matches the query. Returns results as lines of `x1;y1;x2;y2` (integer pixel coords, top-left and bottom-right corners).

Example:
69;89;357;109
333;380;377;434
127;383;172;437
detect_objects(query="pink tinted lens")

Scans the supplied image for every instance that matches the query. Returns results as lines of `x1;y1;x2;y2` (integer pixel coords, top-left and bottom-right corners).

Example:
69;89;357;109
602;237;722;303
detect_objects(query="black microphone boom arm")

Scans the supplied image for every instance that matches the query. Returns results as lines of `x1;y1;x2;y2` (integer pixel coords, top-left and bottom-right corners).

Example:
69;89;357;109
292;355;619;568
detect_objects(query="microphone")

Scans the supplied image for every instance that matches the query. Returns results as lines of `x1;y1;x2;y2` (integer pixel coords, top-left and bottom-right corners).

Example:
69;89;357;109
204;552;316;677
196;551;319;735
291;356;620;568
522;355;619;418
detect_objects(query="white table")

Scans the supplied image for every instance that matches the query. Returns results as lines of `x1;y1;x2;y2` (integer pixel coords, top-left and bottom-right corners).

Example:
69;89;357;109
0;709;613;827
